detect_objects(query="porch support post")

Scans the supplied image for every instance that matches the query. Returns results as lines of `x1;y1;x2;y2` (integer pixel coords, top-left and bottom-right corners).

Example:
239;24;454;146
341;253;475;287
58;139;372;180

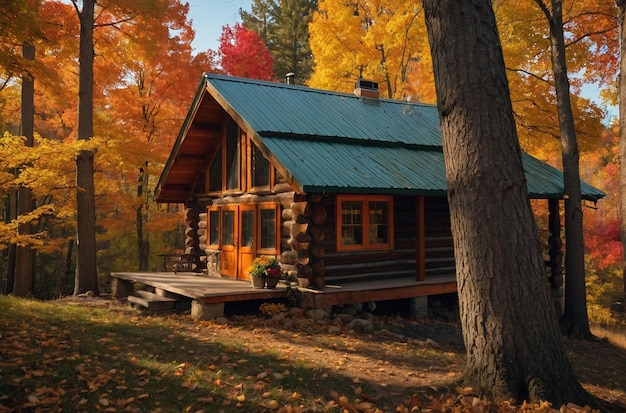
548;199;564;316
415;196;425;281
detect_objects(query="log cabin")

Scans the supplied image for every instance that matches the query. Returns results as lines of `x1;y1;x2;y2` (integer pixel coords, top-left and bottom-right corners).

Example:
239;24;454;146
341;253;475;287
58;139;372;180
154;73;604;310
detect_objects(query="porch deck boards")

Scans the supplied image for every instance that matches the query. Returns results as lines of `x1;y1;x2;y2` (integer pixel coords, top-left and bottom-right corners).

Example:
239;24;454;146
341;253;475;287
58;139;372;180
110;272;457;308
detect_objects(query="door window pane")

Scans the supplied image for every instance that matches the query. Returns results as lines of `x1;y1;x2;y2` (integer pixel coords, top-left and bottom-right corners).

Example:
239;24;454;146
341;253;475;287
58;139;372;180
222;210;234;246
241;210;254;247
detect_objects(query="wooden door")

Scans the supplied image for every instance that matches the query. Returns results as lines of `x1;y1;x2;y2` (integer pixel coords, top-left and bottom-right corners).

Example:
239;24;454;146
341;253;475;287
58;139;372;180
220;205;256;280
220;207;237;278
238;206;255;280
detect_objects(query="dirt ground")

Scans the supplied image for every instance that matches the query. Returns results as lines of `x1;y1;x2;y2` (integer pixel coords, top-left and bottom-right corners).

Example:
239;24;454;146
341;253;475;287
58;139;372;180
61;293;626;411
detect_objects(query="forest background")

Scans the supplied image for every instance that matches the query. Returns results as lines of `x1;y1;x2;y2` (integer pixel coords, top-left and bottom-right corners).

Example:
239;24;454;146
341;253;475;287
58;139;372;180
0;0;623;326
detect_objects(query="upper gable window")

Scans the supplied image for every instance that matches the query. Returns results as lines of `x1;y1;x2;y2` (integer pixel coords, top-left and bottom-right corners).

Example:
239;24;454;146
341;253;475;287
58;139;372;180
225;118;240;191
250;142;272;189
336;195;394;251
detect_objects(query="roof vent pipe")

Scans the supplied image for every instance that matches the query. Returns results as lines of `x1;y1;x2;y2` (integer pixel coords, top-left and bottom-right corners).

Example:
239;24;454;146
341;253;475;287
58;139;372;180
285;72;296;85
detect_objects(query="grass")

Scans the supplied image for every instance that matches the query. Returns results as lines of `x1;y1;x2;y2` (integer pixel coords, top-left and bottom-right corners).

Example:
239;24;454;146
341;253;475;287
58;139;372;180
1;295;625;412
0;296;367;412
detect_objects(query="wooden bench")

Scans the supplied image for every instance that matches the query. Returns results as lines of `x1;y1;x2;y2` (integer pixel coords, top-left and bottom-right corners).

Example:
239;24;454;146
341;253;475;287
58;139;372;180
127;290;177;312
159;253;195;273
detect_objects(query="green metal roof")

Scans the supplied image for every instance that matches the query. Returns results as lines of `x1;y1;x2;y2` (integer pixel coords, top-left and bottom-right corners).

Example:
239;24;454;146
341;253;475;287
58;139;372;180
206;74;442;148
159;74;604;202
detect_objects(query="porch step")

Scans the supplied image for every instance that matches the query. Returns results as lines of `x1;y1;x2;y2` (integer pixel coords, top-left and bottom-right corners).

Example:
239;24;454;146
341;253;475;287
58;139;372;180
128;290;177;312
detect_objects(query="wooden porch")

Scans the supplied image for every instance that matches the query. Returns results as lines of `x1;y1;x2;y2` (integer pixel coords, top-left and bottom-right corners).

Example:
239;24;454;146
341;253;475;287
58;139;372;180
110;271;457;319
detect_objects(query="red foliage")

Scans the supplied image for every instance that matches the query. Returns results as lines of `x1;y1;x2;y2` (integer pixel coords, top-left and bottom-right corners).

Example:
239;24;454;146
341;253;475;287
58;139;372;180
218;23;274;80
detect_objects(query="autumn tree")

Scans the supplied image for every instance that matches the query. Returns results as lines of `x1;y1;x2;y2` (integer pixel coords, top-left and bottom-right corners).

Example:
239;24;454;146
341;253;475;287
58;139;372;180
308;0;432;100
530;0;618;339
240;0;315;82
219;23;274;80
618;0;626;307
423;0;597;406
95;1;211;271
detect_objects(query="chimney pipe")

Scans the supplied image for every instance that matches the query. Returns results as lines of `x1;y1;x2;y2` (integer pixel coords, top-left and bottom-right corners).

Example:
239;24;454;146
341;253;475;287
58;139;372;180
354;79;379;101
285;72;296;85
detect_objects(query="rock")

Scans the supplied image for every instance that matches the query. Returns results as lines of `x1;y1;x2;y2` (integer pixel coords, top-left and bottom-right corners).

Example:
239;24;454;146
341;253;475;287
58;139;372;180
347;318;374;333
214;317;228;325
306;308;329;321
426;338;441;349
328;325;341;334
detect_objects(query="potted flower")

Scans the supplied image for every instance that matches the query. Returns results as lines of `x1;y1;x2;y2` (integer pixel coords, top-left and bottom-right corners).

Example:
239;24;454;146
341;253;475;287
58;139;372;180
247;256;282;289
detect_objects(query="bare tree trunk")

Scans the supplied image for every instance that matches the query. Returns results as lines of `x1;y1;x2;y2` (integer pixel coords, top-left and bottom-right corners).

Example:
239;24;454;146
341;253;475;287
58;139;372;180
14;42;36;297
74;0;99;296
535;0;592;339
136;167;149;271
617;0;626;315
423;0;597;406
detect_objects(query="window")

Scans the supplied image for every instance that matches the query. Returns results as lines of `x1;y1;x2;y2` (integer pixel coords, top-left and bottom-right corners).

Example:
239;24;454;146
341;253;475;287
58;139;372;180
205;203;280;254
251;143;271;188
208;208;220;247
225;119;240;190
259;206;278;251
337;195;393;251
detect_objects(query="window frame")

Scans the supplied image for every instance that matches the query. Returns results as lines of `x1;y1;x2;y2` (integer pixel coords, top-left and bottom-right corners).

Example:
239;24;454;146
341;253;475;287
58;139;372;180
205;203;280;255
336;195;394;251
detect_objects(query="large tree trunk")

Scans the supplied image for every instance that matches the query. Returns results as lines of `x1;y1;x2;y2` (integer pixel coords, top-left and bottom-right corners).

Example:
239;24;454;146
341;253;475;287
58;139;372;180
618;0;626;316
14;42;36;297
74;0;99;296
535;0;592;339
423;0;596;406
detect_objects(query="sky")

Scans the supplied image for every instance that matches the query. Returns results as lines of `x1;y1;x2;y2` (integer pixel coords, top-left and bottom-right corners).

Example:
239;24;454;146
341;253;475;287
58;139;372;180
187;0;252;54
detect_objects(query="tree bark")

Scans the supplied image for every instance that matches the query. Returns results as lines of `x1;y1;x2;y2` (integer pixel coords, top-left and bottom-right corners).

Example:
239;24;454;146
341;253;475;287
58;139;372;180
423;0;596;406
74;0;99;296
534;0;592;339
14;42;36;297
617;0;626;317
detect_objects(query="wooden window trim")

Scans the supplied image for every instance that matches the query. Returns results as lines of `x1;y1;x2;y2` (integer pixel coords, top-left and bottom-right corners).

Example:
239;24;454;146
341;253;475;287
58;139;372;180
336;195;394;252
256;202;280;255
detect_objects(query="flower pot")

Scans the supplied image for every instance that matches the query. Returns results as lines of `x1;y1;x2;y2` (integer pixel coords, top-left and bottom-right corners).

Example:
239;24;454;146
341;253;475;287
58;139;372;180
251;277;266;289
297;277;310;288
266;277;280;289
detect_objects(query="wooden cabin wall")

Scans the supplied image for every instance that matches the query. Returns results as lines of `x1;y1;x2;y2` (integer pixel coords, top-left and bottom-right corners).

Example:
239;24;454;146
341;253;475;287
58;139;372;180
423;197;455;276
317;195;455;281
321;195;416;280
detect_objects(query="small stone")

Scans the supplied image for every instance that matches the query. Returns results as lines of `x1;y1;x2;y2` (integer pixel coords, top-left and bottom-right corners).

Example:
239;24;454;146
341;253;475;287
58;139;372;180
214;317;228;325
347;318;373;333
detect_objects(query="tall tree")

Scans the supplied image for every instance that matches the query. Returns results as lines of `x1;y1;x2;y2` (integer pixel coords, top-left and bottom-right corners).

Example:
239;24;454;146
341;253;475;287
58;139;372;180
240;0;316;83
73;0;99;295
618;0;626;309
422;0;596;406
219;23;274;80
534;0;592;339
13;43;36;297
308;0;431;99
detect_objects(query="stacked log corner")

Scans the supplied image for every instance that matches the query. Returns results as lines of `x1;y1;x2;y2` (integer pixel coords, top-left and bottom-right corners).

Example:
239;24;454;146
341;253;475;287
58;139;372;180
184;207;205;272
282;194;326;289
